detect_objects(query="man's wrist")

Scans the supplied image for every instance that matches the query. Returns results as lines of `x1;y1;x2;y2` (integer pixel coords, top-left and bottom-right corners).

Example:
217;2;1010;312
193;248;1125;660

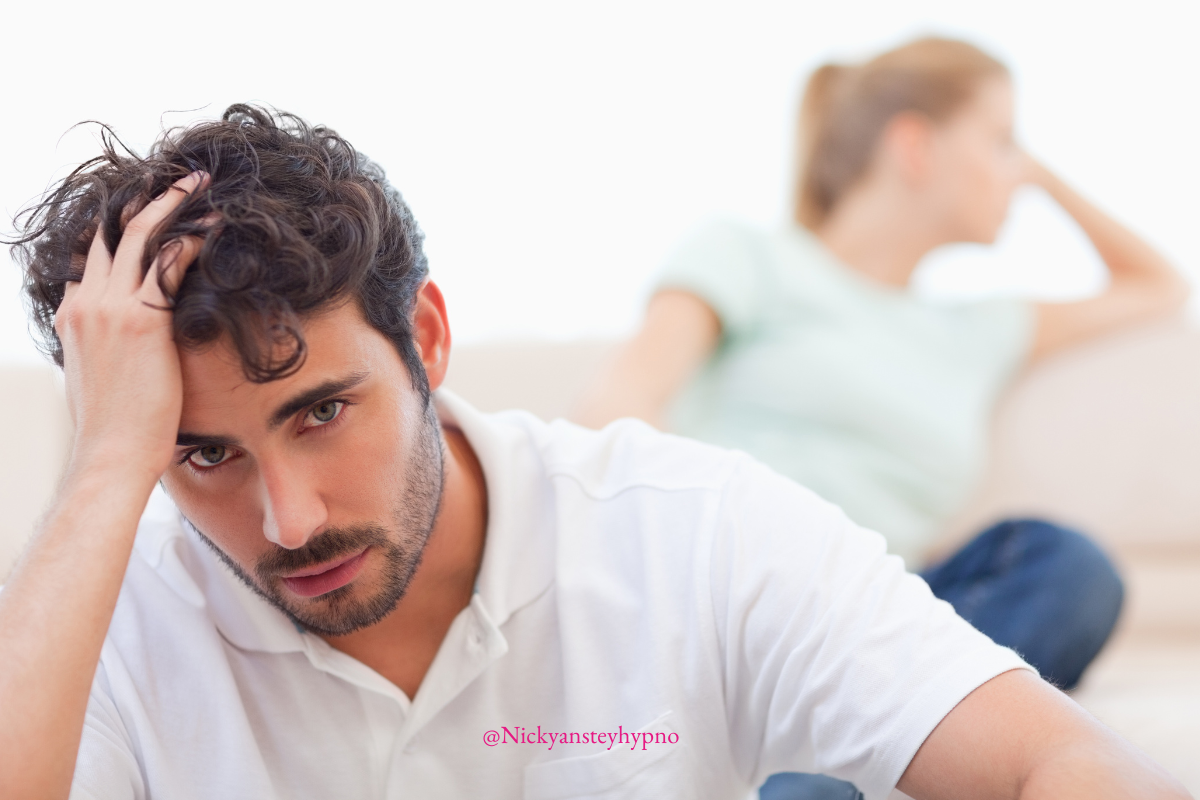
65;435;171;492
56;458;162;523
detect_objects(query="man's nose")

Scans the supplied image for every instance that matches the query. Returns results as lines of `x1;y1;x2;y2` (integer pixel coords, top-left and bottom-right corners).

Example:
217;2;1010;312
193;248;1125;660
258;461;329;550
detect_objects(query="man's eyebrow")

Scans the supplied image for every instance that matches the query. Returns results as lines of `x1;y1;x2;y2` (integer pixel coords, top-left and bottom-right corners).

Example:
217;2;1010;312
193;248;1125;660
268;371;370;431
175;432;243;450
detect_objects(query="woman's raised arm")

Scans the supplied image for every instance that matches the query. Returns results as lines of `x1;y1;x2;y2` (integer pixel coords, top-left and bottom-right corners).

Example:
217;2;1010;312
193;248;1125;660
1028;157;1190;358
572;289;721;430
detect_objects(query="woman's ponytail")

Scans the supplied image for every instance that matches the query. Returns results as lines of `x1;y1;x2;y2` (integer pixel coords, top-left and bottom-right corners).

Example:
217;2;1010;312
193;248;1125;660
793;38;1008;230
795;63;856;229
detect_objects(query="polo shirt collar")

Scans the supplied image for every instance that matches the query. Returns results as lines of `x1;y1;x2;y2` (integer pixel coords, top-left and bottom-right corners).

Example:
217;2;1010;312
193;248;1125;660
432;390;556;627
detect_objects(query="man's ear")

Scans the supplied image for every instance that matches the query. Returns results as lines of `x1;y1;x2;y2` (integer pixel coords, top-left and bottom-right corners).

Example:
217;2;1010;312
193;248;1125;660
880;111;934;186
412;279;452;392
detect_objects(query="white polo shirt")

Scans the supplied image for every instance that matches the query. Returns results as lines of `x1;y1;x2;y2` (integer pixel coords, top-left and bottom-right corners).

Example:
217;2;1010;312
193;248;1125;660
70;391;1029;800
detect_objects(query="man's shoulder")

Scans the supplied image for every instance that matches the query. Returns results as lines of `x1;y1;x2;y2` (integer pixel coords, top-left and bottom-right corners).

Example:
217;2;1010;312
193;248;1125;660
500;411;750;502
470;403;845;530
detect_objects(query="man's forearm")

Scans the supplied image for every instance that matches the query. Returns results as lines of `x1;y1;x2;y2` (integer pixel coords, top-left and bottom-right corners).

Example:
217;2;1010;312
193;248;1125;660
0;171;207;800
0;467;156;800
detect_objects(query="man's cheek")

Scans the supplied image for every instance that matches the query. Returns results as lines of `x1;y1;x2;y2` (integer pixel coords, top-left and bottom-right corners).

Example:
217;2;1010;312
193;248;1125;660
163;477;265;564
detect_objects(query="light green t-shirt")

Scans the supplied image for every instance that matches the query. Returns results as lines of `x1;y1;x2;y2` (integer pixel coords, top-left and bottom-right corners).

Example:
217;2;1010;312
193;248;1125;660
657;220;1034;566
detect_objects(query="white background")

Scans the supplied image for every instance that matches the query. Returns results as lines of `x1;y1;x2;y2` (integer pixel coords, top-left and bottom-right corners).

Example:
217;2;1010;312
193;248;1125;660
2;0;1197;364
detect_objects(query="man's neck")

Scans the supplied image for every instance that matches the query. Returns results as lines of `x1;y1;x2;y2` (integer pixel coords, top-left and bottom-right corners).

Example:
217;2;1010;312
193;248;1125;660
321;423;488;699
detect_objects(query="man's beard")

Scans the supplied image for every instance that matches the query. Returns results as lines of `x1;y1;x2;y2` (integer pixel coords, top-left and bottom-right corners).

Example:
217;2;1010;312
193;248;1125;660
188;401;446;636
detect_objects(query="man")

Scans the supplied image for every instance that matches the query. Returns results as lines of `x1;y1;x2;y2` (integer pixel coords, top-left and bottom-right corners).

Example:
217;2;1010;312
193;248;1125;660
0;105;1188;799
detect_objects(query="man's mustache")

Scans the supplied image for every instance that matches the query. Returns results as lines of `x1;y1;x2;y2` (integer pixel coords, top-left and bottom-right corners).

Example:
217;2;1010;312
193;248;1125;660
254;525;389;580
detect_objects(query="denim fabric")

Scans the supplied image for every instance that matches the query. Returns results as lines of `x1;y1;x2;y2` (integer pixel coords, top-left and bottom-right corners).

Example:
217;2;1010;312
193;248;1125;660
919;518;1124;691
758;518;1123;800
759;772;863;800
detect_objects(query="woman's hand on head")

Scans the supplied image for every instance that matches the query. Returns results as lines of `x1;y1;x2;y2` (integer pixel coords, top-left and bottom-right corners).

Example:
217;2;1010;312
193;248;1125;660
1024;158;1190;358
55;172;209;489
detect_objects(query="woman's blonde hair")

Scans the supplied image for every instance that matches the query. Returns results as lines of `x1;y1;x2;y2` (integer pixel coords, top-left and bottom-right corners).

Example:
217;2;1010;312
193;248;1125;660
794;37;1009;229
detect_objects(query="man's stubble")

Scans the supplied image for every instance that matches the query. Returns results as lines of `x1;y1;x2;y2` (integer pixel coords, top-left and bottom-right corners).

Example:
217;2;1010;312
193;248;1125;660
185;401;446;636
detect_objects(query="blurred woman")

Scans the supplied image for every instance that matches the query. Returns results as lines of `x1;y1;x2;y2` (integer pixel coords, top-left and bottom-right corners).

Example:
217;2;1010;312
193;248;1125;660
575;37;1187;800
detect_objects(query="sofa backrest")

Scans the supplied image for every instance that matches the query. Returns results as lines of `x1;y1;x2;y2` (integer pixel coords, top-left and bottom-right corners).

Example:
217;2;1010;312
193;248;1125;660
2;320;1198;579
0;366;71;576
442;322;1200;558
943;319;1200;557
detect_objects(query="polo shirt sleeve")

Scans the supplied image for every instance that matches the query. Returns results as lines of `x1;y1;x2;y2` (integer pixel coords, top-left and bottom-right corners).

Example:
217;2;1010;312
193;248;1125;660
707;455;1033;800
69;662;143;800
654;219;769;337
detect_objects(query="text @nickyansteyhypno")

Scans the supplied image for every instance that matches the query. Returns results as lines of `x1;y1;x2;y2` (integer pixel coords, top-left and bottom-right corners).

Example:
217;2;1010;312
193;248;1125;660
482;726;679;751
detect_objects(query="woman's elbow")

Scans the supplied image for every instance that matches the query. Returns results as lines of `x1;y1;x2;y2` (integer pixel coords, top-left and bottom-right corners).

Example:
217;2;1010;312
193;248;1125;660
1164;270;1192;312
1147;269;1192;319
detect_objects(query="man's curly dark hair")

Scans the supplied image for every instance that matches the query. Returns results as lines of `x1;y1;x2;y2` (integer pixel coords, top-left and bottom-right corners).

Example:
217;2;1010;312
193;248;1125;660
8;103;431;395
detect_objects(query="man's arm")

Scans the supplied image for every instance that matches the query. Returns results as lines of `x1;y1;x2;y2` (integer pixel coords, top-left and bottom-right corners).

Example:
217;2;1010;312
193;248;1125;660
898;669;1191;799
0;174;206;800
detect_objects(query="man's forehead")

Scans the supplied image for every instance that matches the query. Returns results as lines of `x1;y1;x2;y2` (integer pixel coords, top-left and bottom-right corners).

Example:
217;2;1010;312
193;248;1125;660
177;304;393;414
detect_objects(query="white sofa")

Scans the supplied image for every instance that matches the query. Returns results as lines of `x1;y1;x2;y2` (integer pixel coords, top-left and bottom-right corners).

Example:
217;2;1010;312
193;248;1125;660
3;320;1198;789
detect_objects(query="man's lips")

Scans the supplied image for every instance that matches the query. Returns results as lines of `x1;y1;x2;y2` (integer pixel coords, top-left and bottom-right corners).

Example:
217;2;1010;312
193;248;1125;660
280;548;370;598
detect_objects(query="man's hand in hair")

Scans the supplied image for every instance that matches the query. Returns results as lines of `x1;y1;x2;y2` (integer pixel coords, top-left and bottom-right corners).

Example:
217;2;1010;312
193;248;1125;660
0;172;208;800
57;171;209;486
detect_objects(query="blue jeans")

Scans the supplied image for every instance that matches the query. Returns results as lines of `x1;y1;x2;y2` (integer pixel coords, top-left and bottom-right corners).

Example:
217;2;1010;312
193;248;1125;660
759;518;1123;800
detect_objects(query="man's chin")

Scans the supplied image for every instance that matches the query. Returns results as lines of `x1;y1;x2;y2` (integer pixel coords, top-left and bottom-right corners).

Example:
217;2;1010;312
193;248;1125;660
270;579;404;637
187;526;421;637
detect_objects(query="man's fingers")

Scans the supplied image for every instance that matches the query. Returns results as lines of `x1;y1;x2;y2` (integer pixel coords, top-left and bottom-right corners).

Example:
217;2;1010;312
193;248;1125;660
109;171;208;295
56;281;82;339
78;224;113;292
137;235;203;308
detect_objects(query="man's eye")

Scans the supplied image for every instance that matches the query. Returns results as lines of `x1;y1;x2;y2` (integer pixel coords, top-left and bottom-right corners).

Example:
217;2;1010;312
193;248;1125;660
188;445;230;468
307;401;344;426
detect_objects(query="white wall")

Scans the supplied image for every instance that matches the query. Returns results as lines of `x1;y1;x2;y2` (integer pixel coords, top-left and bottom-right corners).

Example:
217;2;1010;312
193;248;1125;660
2;0;1196;364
